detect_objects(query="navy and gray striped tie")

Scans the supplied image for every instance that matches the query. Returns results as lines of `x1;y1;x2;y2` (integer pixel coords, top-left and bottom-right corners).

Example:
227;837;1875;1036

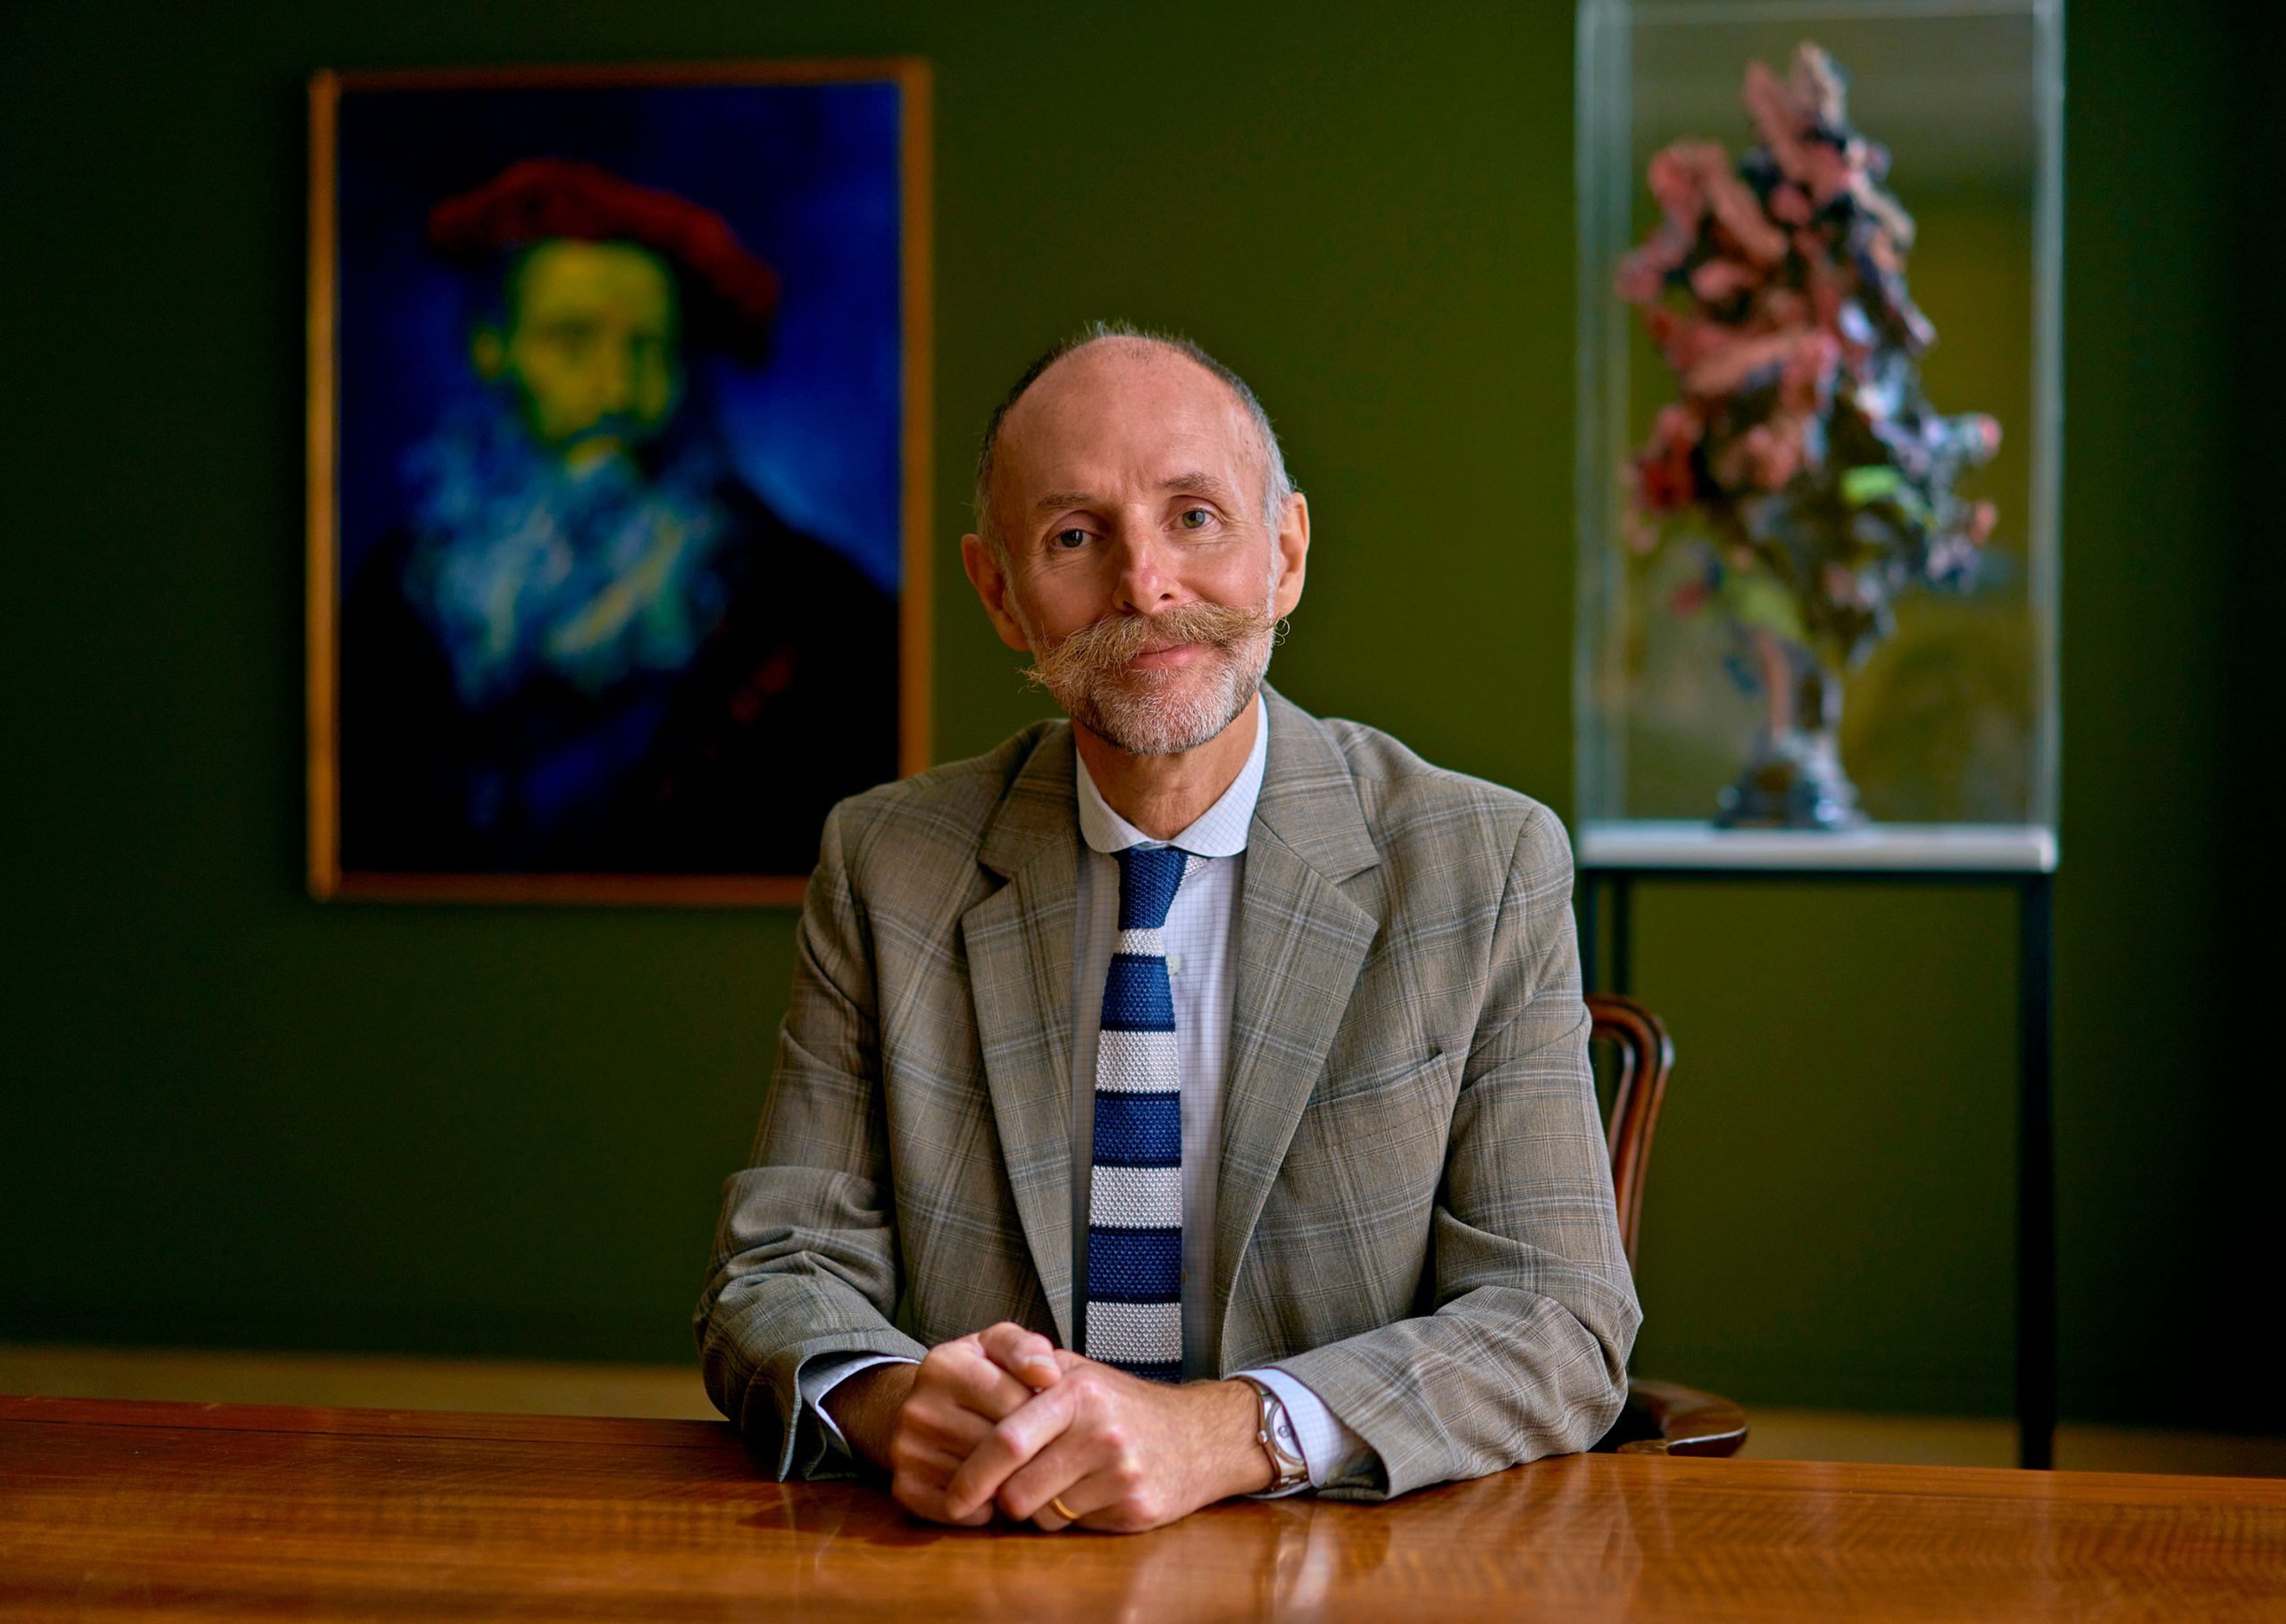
1083;844;1189;1382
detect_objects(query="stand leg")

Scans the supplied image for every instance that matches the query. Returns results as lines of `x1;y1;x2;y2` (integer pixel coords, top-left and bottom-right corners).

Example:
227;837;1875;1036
2016;873;2057;1470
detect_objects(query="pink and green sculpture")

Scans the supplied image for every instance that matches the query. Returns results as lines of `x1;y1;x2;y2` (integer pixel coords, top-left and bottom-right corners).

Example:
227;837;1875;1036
1618;43;2001;829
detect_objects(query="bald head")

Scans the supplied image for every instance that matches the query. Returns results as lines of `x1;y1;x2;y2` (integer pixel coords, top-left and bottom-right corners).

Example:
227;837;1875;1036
972;322;1295;562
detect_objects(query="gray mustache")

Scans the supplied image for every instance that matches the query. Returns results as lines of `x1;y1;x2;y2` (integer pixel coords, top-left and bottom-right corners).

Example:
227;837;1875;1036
1026;601;1276;691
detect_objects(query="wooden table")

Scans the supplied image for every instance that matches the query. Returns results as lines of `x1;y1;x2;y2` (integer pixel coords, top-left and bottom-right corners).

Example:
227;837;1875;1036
4;1396;2282;1620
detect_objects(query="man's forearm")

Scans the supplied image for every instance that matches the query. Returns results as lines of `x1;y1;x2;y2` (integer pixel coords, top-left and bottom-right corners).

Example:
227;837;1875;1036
822;1361;919;1471
1187;1378;1281;1504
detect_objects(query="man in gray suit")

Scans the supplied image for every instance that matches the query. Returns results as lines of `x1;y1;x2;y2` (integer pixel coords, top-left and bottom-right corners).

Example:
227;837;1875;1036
696;324;1638;1532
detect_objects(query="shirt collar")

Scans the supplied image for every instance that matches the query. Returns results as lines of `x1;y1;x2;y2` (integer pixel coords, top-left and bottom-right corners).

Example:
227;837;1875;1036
1074;695;1269;859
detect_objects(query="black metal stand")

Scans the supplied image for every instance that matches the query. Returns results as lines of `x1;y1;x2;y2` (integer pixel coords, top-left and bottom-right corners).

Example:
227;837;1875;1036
1578;863;2057;1470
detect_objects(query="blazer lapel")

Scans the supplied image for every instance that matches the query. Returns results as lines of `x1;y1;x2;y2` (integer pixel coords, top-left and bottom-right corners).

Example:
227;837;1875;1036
961;725;1083;1347
1213;691;1382;1340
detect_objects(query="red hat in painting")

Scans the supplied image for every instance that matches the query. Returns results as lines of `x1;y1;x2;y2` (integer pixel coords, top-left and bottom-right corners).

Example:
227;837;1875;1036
428;158;780;362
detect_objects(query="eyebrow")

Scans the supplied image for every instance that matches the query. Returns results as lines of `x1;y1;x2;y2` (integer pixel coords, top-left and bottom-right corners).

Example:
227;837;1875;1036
1162;471;1238;504
1026;472;1241;519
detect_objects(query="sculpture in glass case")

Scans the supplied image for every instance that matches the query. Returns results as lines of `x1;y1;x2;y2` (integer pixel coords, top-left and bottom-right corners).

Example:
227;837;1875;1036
1614;45;2000;829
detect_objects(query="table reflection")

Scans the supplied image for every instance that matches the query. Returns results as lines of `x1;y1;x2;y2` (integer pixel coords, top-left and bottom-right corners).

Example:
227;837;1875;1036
748;1458;1649;1622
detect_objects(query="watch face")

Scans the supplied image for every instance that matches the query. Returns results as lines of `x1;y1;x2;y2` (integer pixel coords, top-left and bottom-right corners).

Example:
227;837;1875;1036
1243;1378;1308;1488
1264;1401;1306;1485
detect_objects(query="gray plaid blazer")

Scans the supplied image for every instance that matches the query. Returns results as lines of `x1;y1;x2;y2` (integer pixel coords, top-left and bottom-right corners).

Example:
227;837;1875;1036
695;688;1639;1499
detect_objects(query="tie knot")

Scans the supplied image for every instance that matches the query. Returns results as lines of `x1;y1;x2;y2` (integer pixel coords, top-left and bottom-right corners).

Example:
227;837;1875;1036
1114;845;1189;930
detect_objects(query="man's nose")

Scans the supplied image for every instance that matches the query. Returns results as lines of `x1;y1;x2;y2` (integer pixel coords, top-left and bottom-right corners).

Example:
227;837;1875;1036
594;339;638;414
1109;526;1181;614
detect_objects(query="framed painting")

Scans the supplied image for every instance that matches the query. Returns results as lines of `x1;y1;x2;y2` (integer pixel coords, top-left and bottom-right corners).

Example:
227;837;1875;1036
307;60;930;905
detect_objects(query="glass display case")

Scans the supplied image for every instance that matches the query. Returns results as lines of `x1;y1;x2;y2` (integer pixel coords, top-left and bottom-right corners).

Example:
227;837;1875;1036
1574;0;2061;870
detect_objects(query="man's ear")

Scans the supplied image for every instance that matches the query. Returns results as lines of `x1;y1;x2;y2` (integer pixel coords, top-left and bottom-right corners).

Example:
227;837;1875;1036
470;327;507;380
1271;491;1310;620
961;533;1033;654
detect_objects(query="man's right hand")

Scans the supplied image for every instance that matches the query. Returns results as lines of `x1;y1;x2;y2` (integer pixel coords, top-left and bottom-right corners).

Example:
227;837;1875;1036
822;1324;1062;1526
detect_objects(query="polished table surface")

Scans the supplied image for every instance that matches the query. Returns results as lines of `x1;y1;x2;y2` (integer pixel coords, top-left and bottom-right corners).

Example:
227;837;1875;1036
4;1396;2282;1620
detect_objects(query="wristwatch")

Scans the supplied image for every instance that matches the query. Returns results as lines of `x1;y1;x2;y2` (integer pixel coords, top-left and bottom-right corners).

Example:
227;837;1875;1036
1238;1377;1310;1494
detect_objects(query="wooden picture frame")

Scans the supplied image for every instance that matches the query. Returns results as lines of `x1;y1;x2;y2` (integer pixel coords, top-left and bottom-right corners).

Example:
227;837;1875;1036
308;59;931;905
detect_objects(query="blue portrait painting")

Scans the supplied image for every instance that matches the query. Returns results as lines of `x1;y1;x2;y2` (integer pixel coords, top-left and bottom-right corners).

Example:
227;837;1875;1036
314;65;922;899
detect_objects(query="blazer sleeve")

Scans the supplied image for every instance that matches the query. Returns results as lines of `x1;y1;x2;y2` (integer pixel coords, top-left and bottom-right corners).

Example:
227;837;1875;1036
693;800;928;1479
1261;804;1640;1499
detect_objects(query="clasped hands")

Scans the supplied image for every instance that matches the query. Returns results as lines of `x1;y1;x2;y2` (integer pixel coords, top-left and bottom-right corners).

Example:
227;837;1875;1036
822;1323;1273;1533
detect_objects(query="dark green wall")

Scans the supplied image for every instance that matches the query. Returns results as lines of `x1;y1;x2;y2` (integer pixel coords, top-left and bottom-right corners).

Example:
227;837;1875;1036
4;0;2271;1428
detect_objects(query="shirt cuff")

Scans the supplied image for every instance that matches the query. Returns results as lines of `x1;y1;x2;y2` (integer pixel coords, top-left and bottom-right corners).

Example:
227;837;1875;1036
1235;1367;1379;1491
797;1352;917;1458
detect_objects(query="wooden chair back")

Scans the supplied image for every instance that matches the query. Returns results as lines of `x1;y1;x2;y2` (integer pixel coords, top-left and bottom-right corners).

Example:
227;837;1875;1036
1582;990;1748;1456
1588;992;1673;1270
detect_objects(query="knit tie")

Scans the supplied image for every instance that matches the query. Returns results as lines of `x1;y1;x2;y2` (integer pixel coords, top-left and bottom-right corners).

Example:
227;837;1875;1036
1082;844;1189;1381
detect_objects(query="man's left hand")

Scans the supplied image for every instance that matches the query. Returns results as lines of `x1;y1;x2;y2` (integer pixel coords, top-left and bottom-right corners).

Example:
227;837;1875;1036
940;1353;1274;1533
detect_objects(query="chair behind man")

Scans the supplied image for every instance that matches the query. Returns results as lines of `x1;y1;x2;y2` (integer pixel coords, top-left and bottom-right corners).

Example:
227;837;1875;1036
1585;993;1750;1458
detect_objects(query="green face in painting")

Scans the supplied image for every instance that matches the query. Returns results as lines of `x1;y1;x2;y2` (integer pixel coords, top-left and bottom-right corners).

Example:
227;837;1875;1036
471;240;683;471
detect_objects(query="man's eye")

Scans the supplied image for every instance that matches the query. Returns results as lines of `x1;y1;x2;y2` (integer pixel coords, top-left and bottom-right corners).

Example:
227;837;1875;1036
1053;529;1090;549
1179;508;1213;530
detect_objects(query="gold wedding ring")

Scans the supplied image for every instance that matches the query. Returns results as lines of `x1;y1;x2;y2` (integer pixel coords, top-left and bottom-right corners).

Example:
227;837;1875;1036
1047;1495;1079;1522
